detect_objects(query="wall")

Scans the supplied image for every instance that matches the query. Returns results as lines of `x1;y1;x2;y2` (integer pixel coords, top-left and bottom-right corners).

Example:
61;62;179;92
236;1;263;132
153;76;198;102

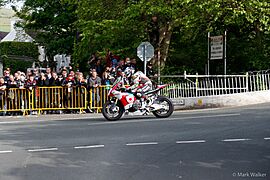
172;90;270;110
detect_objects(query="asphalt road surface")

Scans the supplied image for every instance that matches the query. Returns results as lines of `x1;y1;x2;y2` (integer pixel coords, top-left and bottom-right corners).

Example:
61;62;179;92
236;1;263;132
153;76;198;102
0;103;270;180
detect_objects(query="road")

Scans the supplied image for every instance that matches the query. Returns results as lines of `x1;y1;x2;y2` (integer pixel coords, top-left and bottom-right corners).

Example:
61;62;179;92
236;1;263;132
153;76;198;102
0;103;270;180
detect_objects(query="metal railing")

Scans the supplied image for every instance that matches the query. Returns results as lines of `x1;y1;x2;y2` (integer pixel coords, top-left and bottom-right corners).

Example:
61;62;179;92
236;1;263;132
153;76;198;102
159;71;270;99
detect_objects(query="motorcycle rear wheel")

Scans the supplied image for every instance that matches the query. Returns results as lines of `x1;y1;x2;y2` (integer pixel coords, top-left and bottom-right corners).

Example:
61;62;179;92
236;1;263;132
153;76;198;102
152;96;174;118
102;101;125;121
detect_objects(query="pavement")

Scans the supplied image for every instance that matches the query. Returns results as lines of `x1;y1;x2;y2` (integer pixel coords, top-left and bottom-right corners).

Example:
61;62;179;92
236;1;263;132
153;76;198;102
0;103;270;180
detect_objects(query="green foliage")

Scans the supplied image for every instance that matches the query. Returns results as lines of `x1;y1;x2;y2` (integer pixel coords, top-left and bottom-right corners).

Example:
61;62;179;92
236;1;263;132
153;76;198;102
15;0;270;74
182;0;270;74
16;0;77;65
0;41;38;57
0;41;38;72
2;58;33;73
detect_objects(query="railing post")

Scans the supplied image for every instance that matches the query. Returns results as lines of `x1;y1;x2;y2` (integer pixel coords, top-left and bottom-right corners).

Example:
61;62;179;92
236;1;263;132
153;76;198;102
196;73;198;97
246;72;249;92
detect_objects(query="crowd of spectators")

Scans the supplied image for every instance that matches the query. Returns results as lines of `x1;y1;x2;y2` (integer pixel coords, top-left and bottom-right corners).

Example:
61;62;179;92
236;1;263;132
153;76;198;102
0;51;156;115
0;51;157;90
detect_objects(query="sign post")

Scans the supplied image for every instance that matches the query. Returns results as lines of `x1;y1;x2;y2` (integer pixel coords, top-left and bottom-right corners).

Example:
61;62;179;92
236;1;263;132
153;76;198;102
208;31;227;75
224;31;227;75
137;42;154;74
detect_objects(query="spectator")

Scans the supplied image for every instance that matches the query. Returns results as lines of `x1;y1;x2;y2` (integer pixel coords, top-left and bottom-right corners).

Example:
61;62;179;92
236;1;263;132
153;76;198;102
19;73;26;89
46;67;52;78
130;58;137;70
117;59;125;69
0;77;7;90
111;56;118;68
62;68;68;78
62;74;76;109
25;75;38;114
14;72;20;83
88;70;102;89
26;75;37;91
7;75;18;88
45;67;52;85
49;72;60;86
92;58;103;77
102;66;114;85
4;69;10;83
105;50;112;67
146;62;155;77
68;70;75;79
26;70;33;80
33;69;40;81
123;57;131;70
38;73;47;86
87;70;102;111
62;74;76;89
59;69;68;85
7;75;17;113
76;72;87;87
0;77;7;110
88;53;98;69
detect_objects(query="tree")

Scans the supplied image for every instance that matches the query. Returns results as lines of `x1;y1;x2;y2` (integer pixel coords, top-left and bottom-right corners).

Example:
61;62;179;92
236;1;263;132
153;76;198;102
75;0;196;70
15;0;77;66
186;0;270;73
13;0;270;74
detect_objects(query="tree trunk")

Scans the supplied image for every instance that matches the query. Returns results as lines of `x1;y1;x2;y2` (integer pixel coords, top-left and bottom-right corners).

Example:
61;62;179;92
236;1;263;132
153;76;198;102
152;23;173;70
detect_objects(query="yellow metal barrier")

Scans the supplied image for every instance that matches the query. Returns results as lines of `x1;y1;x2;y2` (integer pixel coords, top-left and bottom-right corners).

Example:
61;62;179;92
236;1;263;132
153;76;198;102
0;88;31;115
0;86;88;115
89;85;110;112
33;86;87;114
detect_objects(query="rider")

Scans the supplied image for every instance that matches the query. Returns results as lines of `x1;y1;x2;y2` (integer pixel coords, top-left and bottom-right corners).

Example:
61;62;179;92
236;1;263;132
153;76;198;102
113;68;129;90
126;70;152;100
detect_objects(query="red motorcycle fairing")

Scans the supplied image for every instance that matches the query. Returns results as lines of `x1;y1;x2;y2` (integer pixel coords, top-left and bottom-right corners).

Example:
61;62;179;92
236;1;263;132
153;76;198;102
120;92;136;109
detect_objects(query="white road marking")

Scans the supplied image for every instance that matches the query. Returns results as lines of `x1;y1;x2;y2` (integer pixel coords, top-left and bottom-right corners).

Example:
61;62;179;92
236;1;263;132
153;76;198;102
88;113;241;126
176;140;206;144
0;150;13;154
126;142;158;146
264;137;270;140
222;138;251;142
28;148;58;152
74;145;105;149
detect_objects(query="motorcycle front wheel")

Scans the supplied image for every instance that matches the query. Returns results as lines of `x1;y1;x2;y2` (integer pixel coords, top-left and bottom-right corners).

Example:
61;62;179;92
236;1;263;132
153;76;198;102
152;96;174;118
102;101;125;121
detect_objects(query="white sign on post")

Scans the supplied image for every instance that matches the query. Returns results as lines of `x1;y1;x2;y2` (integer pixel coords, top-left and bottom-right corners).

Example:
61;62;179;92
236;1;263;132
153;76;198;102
210;35;223;60
137;42;154;74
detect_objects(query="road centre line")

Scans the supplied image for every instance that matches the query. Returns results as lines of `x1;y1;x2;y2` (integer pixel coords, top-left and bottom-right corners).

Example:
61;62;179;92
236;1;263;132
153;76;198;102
176;140;206;144
126;142;158;146
222;138;251;142
28;148;58;152
74;145;105;149
264;137;270;140
0;150;13;154
88;113;241;126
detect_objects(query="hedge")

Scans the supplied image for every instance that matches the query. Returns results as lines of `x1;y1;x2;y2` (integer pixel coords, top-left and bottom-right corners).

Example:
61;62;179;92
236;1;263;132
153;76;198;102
0;41;39;73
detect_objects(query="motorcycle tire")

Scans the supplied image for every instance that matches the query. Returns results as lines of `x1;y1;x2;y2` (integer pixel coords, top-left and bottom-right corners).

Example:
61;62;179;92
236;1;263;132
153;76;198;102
102;101;125;121
152;96;174;118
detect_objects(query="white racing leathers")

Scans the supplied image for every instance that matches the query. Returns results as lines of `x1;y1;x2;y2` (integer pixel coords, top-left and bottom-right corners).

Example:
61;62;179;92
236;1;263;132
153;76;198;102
129;71;152;94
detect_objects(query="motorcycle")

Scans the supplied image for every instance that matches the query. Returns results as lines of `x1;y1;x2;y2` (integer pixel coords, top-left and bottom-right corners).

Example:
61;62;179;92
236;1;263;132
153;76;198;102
102;78;174;121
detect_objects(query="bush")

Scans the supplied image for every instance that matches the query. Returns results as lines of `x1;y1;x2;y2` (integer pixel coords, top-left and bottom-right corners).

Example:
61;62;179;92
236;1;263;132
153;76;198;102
0;41;39;73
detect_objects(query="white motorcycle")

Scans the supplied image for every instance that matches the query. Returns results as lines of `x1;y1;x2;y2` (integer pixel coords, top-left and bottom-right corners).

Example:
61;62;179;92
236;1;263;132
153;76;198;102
102;79;174;121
